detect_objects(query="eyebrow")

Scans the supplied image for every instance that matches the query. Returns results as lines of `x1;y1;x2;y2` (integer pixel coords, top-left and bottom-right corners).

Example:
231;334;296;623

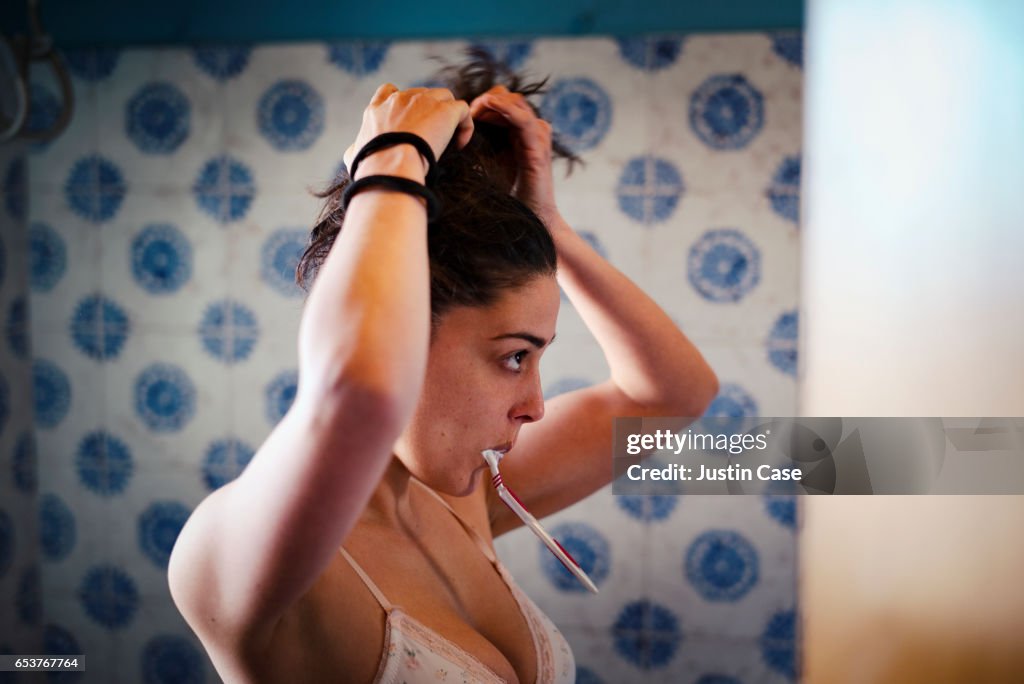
491;332;556;349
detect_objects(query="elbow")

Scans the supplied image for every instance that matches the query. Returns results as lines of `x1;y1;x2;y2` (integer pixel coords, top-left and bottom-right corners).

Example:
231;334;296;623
658;367;720;418
313;371;417;438
694;370;720;417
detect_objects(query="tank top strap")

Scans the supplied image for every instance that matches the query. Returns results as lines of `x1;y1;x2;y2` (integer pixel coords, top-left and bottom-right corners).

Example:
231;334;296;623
410;477;499;564
338;546;393;612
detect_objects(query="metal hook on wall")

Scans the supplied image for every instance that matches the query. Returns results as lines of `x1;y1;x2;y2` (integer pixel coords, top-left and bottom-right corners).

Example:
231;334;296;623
0;0;74;144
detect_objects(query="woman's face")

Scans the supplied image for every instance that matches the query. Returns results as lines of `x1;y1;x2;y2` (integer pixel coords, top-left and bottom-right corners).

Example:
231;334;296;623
395;274;560;496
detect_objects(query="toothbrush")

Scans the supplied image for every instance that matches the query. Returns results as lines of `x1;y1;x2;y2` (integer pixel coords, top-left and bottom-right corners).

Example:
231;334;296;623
482;449;599;594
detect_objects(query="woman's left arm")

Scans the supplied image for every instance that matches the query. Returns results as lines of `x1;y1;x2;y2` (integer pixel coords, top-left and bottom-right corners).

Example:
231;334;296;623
548;216;719;414
470;87;719;534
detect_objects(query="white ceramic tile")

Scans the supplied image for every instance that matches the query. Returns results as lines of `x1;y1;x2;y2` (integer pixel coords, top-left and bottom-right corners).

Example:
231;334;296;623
103;330;231;472
97;189;228;335
27;195;103;334
228;330;298;439
695;344;798;416
39;592;118;675
225;190;317;341
562;624;657;684
221;44;342;193
496;487;648;631
26;63;100;191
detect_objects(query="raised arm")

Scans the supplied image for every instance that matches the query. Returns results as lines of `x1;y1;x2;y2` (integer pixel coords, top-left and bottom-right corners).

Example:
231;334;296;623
469;87;719;533
168;86;472;654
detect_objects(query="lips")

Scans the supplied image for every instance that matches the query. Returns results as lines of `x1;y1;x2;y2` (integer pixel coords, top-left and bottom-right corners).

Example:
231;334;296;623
488;441;514;455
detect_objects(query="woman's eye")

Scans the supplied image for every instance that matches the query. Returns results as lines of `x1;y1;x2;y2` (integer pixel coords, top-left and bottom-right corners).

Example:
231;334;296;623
503;351;527;372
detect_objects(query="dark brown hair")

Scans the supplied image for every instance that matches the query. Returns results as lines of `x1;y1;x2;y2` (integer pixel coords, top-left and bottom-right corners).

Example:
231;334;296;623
294;48;581;323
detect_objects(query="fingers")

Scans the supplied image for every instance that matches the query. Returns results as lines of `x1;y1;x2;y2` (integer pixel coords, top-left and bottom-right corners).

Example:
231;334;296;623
370;83;399;106
452;99;474;149
470;90;543;133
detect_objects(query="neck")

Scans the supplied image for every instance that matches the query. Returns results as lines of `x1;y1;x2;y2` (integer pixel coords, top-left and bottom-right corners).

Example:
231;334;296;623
363;455;418;530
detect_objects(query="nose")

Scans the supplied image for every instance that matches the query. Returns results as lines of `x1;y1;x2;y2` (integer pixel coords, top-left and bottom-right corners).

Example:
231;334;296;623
511;371;545;424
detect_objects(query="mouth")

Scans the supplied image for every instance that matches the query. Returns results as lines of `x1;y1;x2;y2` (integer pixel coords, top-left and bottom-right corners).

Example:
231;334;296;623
487;441;514;455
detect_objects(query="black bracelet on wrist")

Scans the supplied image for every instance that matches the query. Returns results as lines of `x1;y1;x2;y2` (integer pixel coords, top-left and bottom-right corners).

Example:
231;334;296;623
348;132;437;183
341;174;441;222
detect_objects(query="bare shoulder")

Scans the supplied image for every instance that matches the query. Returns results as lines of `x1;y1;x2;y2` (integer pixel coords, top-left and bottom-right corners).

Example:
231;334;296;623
207;526;391;683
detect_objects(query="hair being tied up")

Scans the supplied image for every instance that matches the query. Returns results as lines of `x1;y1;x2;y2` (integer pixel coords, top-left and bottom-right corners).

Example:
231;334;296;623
294;48;582;323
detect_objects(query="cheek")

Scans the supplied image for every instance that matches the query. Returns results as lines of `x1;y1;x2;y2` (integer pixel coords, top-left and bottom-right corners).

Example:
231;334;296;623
418;356;492;428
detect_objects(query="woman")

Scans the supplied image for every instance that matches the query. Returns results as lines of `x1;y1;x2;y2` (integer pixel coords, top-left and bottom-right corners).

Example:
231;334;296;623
169;55;718;683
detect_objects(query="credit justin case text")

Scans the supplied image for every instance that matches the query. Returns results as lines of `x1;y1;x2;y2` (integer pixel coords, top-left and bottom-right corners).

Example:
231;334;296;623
623;428;803;482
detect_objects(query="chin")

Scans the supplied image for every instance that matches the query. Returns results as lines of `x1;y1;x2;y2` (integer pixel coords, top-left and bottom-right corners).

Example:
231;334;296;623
448;474;479;497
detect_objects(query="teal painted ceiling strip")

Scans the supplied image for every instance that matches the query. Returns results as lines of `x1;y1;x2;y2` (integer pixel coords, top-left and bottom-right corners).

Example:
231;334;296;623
3;0;803;47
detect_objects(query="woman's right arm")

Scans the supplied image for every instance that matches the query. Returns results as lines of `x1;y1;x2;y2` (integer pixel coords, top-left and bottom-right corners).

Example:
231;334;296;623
167;85;472;655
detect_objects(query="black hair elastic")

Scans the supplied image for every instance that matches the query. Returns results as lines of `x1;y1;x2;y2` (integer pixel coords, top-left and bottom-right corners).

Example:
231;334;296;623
348;132;437;184
341;174;441;222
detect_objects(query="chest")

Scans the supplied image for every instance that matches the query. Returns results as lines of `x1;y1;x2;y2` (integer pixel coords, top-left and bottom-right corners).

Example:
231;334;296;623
272;515;541;683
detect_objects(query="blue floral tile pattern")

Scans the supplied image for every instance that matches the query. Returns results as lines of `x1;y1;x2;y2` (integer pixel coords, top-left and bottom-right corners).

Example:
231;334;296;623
541;78;613;153
39;493;76;562
131;224;192;294
198;300;259;364
326;42;390;76
687;228;761;302
29;222;67;293
64;155;127;223
142;634;207;684
134;363;197;432
575;666;605;684
760;609;798;680
138;501;190;568
27;82;61;149
193;45;251;81
76;431;134;496
260;228;306;297
771;32;803;68
64;48;120;81
77;564;139;630
766;310;798;377
126;82;191;154
202;438;255;490
616;156;685;225
768;155;801;224
704;382;759;420
616;495;678;523
611;599;682;669
33;359;71;429
541;522;610;591
69;294;131;361
764;496;797;529
615;36;684;71
685;530;760;602
265;369;298;426
689;74;765;150
257;80;324;152
192;155;256;223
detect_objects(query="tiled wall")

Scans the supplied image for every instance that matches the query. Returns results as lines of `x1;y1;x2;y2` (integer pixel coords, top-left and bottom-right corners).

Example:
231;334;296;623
0;140;44;674
1;33;801;682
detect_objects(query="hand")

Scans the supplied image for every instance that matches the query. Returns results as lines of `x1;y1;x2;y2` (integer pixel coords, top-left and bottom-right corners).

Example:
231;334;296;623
469;86;560;224
344;84;474;178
